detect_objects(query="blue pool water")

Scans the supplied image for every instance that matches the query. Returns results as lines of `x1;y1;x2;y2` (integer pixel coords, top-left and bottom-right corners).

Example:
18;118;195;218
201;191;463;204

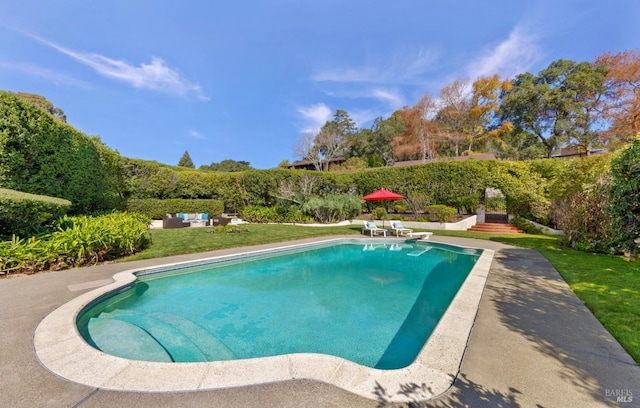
77;240;481;369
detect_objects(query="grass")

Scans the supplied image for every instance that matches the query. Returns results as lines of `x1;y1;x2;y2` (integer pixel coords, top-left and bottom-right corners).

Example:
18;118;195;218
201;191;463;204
123;224;362;261
122;224;640;364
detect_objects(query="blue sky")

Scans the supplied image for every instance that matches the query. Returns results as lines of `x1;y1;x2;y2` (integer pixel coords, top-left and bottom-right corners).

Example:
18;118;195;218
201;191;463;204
1;1;638;169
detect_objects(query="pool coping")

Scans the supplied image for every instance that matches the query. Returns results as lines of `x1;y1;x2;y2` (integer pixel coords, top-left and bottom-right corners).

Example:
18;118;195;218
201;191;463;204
33;237;494;403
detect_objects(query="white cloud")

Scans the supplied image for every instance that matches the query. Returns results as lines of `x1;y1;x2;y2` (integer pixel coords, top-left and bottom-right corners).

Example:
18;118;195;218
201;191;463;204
368;88;405;108
297;103;332;132
468;25;543;80
313;48;440;85
188;130;206;140
27;33;207;100
0;61;89;87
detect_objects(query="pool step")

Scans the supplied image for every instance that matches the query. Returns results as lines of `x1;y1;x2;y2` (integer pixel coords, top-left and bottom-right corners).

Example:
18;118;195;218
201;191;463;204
87;318;173;362
89;311;236;362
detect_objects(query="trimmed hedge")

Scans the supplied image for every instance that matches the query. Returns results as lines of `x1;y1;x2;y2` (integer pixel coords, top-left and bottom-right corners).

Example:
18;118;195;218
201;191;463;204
122;159;553;222
0;91;126;213
125;198;224;219
0;188;71;239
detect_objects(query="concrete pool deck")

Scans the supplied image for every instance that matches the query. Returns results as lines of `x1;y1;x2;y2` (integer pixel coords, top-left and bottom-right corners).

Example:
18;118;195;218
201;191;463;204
1;236;639;407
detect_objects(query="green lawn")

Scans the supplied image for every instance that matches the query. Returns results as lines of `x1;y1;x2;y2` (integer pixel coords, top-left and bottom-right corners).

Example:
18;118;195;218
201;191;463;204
123;224;363;261
123;224;640;364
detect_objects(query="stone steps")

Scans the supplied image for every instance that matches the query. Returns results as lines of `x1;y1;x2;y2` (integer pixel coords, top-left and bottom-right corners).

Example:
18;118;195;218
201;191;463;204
468;223;523;234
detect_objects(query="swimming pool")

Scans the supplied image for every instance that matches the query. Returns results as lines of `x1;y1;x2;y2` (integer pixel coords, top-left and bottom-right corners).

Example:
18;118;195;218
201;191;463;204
77;240;480;369
34;237;494;403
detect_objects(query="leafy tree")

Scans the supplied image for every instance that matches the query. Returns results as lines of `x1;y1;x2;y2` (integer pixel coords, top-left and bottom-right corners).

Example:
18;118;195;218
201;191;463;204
317;109;355;168
371;113;405;166
200;159;252;172
177;150;195;168
501;59;608;157
596;50;640;147
14;92;67;122
608;136;640;254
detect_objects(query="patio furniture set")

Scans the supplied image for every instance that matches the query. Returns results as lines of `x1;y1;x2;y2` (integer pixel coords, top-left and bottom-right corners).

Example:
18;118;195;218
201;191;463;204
162;213;235;229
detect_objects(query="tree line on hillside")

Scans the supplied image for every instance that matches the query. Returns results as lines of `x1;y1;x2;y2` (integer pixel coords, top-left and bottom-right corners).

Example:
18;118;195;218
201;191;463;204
177;150;253;172
294;49;640;170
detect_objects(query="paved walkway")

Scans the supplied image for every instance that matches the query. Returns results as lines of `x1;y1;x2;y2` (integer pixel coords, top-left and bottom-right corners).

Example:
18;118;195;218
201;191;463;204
1;236;638;407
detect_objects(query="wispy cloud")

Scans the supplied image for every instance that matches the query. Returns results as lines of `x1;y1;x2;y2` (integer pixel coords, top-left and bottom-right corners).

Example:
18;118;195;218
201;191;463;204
467;25;543;79
313;48;440;85
0;61;89;88
367;88;405;108
26;33;207;100
188;130;206;140
297;103;332;133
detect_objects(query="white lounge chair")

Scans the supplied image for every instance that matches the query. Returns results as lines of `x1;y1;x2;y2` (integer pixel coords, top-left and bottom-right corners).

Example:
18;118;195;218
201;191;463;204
362;220;388;237
390;220;432;240
389;220;413;236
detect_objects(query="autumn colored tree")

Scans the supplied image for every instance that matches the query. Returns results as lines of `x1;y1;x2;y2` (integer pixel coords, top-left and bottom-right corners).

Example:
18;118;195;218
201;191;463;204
468;75;512;153
596;50;640;146
392;94;440;162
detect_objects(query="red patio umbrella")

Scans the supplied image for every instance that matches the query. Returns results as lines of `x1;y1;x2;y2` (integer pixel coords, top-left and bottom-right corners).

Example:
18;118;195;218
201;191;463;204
361;189;406;227
361;189;406;201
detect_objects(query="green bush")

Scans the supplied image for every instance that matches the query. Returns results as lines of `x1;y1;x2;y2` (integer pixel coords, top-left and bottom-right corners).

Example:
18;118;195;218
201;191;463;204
370;207;388;220
0;212;151;275
241;206;279;223
0;188;71;239
301;194;361;223
608;136;640;254
126;198;224;219
512;216;543;235
549;155;614;252
425;205;458;223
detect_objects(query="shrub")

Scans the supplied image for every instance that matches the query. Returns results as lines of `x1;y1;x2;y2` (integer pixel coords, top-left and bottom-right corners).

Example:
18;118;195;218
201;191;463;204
608;136;640;254
0;188;71;239
241;206;279;223
370;207;388;220
511;216;543;235
424;205;458;223
549;155;614;252
0;212;151;275
126;198;224;219
301;194;361;223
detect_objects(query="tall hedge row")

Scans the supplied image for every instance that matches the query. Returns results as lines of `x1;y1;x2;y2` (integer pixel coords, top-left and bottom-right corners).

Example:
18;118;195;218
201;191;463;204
122;158;556;221
0;91;125;213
